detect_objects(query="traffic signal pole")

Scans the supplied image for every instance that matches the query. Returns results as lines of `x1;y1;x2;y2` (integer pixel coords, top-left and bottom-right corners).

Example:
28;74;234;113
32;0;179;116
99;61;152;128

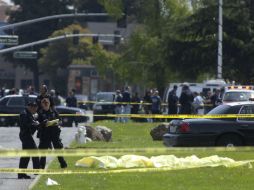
0;13;109;31
0;33;122;54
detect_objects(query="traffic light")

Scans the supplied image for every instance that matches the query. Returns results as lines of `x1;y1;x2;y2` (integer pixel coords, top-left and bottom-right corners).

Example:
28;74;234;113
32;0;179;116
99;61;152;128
92;36;99;44
73;30;79;45
117;14;127;28
114;30;121;46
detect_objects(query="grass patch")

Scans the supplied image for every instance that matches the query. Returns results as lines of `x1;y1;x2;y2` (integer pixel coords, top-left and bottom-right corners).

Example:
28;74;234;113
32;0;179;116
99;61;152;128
32;121;254;190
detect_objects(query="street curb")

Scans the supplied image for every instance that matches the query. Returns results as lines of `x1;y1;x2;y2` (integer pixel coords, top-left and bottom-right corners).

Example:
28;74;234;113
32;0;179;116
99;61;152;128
28;158;52;190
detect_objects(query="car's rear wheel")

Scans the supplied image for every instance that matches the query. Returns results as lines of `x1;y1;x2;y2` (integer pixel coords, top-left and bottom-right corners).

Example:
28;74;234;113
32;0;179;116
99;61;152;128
216;134;243;147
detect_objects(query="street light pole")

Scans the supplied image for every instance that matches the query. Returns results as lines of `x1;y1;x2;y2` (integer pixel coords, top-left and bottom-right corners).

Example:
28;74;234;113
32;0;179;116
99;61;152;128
217;0;223;79
0;13;108;31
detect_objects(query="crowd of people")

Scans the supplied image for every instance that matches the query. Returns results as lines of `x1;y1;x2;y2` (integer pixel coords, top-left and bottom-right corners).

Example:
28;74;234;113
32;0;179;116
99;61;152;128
0;85;80;109
113;84;224;123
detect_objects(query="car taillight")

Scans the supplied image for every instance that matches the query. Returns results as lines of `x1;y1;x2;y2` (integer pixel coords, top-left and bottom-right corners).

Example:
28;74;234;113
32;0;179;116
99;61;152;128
179;122;190;133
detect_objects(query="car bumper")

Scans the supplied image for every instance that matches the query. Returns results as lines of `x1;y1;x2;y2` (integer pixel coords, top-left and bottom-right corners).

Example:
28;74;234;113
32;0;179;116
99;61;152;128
163;133;217;147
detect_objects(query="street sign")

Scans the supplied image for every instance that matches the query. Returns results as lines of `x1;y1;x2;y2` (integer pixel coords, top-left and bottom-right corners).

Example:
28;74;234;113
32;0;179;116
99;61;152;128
13;51;38;59
0;35;19;45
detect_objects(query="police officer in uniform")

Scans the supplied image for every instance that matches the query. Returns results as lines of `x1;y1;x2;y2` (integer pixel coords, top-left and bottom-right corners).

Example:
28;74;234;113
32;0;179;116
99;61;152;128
18;101;40;179
38;98;67;169
36;84;54;110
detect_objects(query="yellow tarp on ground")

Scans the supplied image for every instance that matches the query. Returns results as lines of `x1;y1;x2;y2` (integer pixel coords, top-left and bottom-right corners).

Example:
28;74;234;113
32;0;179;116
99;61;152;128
75;155;253;169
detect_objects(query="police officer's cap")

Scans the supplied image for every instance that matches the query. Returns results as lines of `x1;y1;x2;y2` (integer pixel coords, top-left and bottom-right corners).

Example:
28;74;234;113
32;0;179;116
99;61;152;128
27;101;37;107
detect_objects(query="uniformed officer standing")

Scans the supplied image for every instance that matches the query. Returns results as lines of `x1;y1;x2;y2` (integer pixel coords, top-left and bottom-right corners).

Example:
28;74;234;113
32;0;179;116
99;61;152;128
18;101;40;179
36;84;55;110
38;98;67;169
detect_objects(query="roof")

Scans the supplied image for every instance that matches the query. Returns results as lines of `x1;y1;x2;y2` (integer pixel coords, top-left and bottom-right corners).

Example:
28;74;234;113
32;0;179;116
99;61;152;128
223;101;254;106
225;90;254;92
3;94;37;98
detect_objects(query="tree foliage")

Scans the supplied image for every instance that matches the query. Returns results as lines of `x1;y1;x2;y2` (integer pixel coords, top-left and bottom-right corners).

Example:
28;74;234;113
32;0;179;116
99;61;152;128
39;24;118;94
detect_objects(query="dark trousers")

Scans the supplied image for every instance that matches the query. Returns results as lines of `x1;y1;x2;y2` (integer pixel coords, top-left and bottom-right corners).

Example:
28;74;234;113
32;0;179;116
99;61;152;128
168;106;178;114
19;137;39;175
38;131;66;169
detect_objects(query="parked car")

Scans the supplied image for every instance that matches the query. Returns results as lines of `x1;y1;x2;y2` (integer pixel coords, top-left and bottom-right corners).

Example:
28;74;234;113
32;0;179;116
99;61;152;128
163;101;254;147
75;94;89;110
0;94;88;127
222;86;254;103
93;92;116;121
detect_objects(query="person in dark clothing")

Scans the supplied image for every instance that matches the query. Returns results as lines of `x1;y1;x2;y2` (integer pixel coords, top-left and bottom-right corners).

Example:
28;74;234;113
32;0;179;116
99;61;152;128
122;87;131;122
179;84;194;114
151;90;161;122
210;89;222;108
66;89;77;107
203;90;213;114
131;92;141;114
18;101;40;179
151;90;161;114
143;90;153;122
168;85;178;114
114;90;123;122
38;98;67;169
36;84;54;110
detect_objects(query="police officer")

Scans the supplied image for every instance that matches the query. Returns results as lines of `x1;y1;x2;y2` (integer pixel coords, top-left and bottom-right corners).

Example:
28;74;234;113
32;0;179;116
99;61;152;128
38;98;67;169
18;101;40;179
168;85;178;114
36;84;54;110
179;84;194;114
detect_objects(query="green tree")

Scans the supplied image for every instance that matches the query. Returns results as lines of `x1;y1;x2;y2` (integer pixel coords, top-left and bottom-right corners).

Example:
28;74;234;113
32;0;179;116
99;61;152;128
5;0;72;90
174;0;254;83
39;24;119;94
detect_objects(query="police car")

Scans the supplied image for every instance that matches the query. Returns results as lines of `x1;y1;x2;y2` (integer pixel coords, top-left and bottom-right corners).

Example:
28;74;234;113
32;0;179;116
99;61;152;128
222;86;254;103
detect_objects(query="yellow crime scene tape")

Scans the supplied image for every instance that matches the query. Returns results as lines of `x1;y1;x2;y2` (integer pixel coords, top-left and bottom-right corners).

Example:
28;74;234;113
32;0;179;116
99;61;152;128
2;160;254;175
1;147;254;158
1;113;254;118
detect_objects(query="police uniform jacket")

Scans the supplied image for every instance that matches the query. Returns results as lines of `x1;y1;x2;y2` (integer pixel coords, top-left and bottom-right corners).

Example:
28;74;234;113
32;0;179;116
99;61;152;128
19;108;39;141
37;108;61;139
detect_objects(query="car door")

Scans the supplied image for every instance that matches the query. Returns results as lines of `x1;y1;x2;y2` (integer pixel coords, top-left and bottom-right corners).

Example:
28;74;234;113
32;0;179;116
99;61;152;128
237;105;254;145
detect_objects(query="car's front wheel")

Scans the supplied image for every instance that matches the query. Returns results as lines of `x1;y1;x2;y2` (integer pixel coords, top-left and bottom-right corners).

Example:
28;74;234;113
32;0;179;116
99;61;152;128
216;134;243;147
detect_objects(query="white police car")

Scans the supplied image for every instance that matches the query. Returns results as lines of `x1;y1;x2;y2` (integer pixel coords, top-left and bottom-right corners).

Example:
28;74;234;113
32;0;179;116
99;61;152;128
222;86;254;103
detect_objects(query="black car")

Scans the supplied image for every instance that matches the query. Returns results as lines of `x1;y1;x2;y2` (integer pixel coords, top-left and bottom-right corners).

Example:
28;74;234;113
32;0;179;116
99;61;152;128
163;102;254;147
0;94;88;127
93;92;116;121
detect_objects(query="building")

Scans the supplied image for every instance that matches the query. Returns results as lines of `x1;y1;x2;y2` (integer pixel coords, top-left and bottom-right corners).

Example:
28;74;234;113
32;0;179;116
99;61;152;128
0;2;137;95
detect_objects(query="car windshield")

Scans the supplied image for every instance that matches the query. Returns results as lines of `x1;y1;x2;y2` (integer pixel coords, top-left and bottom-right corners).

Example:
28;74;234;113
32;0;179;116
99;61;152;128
223;91;253;102
96;93;114;102
207;105;232;115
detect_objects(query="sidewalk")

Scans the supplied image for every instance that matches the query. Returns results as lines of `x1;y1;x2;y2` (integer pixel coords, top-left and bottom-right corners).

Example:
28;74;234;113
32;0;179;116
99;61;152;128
0;127;77;190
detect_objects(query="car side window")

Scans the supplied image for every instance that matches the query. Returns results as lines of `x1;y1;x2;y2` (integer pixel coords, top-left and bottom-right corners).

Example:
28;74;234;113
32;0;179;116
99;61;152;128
7;97;25;107
0;97;9;106
238;105;254;121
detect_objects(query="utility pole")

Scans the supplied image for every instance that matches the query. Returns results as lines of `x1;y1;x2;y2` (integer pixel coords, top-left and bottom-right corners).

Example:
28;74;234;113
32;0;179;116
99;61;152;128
217;0;223;79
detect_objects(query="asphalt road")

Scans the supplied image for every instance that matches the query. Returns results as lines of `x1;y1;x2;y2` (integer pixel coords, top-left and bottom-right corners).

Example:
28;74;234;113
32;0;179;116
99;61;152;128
0;127;77;190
